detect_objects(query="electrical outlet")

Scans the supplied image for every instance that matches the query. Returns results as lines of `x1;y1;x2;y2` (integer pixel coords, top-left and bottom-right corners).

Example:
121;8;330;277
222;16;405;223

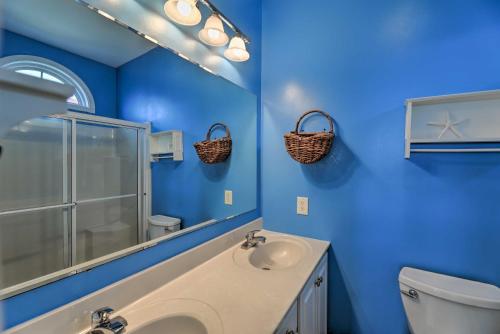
297;196;308;215
225;190;233;205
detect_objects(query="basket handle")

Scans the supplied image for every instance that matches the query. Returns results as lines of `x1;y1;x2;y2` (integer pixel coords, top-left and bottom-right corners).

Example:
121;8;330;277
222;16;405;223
294;110;334;134
206;123;231;140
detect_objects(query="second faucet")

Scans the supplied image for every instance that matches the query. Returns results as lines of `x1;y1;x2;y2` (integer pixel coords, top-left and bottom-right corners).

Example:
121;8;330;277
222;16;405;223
241;230;266;250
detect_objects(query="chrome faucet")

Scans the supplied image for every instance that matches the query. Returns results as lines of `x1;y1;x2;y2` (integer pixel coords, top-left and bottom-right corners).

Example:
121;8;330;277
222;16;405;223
241;229;266;249
88;307;128;334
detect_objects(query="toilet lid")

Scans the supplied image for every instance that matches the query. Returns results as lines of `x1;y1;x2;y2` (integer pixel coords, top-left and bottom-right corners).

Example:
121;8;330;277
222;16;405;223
148;215;181;227
399;267;500;310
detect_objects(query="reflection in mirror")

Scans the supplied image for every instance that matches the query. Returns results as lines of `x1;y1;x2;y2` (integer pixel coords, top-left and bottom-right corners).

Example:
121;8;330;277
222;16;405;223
0;0;257;296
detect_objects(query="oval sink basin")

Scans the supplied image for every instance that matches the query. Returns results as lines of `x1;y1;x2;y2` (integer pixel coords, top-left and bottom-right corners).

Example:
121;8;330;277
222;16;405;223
233;235;311;271
121;298;223;334
130;315;207;334
249;240;305;270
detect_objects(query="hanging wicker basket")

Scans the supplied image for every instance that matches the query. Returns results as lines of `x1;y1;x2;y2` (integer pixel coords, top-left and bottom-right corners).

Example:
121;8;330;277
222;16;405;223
284;110;335;164
194;123;232;164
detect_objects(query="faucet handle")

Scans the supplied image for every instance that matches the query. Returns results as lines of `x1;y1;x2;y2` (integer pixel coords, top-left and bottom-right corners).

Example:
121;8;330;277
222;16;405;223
91;307;114;328
246;229;261;241
107;316;128;333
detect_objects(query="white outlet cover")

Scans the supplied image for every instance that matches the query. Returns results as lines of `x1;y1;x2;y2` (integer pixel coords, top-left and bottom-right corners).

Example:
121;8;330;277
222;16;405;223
297;196;308;215
225;190;233;205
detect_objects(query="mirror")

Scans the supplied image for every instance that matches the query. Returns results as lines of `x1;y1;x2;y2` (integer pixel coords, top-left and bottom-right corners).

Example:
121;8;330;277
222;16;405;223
0;0;257;296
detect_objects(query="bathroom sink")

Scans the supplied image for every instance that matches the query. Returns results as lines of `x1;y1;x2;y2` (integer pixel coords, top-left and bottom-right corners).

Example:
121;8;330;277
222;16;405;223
121;298;223;334
129;315;208;334
233;235;311;270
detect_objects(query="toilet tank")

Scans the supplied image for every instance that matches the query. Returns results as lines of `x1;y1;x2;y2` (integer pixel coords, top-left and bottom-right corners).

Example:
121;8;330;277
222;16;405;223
399;267;500;334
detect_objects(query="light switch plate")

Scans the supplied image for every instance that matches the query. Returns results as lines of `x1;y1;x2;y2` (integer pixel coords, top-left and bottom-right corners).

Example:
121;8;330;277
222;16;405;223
225;190;233;205
297;196;308;215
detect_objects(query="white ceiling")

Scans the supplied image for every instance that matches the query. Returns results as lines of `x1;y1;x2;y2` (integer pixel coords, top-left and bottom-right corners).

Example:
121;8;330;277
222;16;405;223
1;0;156;68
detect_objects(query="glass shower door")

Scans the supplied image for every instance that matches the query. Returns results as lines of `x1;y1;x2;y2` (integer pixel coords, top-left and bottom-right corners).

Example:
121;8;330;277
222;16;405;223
0;115;146;292
0;117;72;289
74;122;140;264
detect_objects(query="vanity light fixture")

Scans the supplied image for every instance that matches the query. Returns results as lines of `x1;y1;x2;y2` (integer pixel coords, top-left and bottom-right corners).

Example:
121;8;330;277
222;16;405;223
164;0;202;26
198;14;229;46
224;36;250;62
163;0;251;63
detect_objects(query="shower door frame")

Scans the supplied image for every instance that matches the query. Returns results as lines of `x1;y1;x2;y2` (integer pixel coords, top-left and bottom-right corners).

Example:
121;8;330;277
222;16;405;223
0;112;151;299
62;112;150;266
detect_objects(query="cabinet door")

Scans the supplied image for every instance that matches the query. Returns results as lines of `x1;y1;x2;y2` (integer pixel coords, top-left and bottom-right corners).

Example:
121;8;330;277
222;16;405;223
275;300;298;334
299;253;328;334
299;272;317;334
316;254;328;334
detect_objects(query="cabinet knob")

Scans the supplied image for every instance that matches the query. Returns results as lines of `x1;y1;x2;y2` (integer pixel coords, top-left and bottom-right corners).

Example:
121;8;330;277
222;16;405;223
315;276;324;287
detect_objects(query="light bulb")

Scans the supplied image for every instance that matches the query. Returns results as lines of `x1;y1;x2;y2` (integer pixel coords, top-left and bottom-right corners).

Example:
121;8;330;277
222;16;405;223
198;14;228;46
233;48;244;58
224;36;250;62
164;0;201;26
176;0;192;17
207;28;220;40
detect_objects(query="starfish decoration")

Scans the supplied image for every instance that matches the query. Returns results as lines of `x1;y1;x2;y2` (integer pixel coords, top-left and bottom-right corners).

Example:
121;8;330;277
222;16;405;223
427;111;465;139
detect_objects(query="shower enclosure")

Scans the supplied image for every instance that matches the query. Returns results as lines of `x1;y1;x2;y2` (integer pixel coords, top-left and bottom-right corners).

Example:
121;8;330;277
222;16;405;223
0;113;148;290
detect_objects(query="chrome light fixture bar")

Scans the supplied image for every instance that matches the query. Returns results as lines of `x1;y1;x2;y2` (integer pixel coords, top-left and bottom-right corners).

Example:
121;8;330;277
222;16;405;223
164;0;251;61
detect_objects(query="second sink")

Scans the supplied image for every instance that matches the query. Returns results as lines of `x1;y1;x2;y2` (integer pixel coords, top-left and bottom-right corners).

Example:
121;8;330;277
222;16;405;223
233;233;311;271
250;240;305;270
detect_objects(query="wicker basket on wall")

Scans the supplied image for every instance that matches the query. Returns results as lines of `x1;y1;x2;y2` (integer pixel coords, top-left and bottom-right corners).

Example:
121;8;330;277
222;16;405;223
284;110;335;164
194;123;232;164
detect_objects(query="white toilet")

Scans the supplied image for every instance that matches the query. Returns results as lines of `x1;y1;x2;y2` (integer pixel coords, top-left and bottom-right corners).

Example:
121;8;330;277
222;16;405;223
399;267;500;334
148;215;181;240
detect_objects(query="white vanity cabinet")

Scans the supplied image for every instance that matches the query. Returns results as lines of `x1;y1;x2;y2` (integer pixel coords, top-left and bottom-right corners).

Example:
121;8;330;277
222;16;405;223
299;253;328;334
275;253;328;334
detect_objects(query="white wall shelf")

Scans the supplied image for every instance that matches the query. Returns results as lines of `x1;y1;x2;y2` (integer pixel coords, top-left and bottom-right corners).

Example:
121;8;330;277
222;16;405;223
150;130;183;162
405;89;500;158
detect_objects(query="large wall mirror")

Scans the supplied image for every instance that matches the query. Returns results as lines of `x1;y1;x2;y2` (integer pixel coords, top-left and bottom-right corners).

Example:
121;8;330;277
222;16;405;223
0;0;257;298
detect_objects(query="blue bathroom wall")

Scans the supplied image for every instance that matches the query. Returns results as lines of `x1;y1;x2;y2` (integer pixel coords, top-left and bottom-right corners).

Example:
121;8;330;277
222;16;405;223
0;29;117;118
261;1;500;333
117;46;257;228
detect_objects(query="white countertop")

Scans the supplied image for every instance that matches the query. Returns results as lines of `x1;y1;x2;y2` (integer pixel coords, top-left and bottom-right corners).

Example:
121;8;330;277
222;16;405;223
4;221;329;334
117;230;330;334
